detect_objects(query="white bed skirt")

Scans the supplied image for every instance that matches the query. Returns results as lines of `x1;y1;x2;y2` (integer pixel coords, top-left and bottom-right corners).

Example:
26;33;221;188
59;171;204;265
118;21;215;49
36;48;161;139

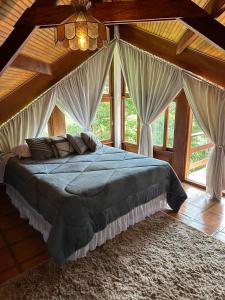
6;185;168;261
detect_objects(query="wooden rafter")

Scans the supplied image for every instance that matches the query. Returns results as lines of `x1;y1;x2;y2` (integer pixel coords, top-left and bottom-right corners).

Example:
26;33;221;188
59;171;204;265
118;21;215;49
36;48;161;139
0;0;208;76
120;25;225;88
0;0;224;76
176;0;225;55
11;55;53;75
0;0;58;76
0;50;93;126
180;16;225;53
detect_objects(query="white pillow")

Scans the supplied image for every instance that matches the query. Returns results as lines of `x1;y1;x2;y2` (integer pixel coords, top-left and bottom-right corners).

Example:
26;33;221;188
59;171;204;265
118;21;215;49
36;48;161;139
12;144;31;159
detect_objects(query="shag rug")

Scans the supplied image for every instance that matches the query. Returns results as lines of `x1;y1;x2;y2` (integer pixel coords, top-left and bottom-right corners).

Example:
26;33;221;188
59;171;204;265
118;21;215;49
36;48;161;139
1;213;225;300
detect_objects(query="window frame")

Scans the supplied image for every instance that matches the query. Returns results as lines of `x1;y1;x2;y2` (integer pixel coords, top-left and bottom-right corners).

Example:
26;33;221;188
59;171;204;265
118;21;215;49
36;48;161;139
92;65;114;144
121;77;176;151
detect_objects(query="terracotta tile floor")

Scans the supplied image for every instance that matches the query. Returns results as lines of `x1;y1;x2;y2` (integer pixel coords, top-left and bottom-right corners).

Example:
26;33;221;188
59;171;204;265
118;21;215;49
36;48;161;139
0;183;225;285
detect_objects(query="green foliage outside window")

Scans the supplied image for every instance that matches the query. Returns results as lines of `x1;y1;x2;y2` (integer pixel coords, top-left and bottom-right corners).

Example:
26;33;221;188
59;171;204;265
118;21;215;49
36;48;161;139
189;115;211;173
124;97;176;148
124;98;138;144
167;102;176;148
92;102;111;140
152;113;165;147
65;113;81;135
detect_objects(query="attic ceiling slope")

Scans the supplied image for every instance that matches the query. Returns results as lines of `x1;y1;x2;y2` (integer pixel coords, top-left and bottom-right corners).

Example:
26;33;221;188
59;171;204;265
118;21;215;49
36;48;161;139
0;0;224;108
0;50;93;126
120;24;225;88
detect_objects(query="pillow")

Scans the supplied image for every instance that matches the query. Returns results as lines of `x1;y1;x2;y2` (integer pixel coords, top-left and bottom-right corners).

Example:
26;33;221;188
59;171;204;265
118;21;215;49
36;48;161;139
49;136;74;158
26;137;55;160
67;134;88;155
12;144;31;159
81;132;103;152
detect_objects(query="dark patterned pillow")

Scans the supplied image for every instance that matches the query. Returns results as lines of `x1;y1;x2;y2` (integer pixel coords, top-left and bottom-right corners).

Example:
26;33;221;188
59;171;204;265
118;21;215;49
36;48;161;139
49;136;74;158
66;134;88;155
81;132;103;152
26;137;54;160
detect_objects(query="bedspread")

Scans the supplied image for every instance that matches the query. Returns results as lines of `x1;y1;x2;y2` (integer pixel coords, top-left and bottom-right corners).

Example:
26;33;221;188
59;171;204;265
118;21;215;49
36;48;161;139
4;146;187;264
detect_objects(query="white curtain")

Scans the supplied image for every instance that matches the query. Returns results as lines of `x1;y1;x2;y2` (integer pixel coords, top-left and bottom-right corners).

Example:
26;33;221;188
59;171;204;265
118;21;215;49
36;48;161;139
118;40;182;156
0;90;56;153
183;73;225;200
56;41;115;132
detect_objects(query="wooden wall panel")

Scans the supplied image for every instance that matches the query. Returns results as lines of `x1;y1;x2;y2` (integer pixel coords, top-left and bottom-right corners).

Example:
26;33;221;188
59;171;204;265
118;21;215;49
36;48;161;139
48;106;66;136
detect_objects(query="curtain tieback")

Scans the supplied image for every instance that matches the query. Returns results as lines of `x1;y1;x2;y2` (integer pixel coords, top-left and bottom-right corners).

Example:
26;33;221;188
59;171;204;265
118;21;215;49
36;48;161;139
216;145;225;152
141;123;150;127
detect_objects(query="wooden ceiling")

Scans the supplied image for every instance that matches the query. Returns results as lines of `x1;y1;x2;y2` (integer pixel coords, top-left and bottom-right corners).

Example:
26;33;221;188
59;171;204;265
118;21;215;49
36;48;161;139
0;0;224;123
134;0;225;61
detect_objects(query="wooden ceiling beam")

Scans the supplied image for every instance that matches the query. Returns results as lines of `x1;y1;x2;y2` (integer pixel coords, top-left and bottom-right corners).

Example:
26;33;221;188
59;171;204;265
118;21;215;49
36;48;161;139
180;16;225;52
211;0;225;17
0;0;58;76
11;55;53;75
90;0;208;24
0;26;37;76
119;25;225;88
16;0;208;28
0;50;93;126
176;0;225;55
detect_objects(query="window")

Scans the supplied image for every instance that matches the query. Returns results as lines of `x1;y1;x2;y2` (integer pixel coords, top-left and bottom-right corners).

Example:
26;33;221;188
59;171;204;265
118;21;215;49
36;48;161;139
40;124;49;137
186;114;213;185
65;112;81;135
63;69;113;142
122;79;176;149
92;100;112;141
92;71;113;141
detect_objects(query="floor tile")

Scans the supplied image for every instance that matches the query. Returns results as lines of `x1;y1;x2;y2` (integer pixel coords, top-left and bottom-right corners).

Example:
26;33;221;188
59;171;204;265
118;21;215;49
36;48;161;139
12;236;47;263
5;223;38;245
0;235;5;249
178;202;207;219
21;252;49;271
207;199;225;216
0;212;25;231
187;219;217;236
213;231;225;243
0;267;19;284
196;211;225;231
0;248;15;272
186;195;216;210
0;202;17;217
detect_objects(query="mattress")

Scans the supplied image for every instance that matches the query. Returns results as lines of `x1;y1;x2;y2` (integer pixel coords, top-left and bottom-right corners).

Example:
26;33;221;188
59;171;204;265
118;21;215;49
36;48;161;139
4;146;187;264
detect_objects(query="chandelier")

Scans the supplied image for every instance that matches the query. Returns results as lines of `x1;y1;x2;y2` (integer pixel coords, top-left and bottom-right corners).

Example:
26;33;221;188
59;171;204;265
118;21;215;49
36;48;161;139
55;0;110;51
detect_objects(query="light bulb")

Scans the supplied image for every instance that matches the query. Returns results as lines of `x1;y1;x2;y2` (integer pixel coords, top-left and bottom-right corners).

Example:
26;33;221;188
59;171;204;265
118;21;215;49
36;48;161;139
78;36;87;51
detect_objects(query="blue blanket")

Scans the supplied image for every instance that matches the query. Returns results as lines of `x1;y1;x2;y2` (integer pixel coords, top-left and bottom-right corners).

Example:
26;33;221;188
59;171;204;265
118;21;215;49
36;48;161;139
4;146;187;264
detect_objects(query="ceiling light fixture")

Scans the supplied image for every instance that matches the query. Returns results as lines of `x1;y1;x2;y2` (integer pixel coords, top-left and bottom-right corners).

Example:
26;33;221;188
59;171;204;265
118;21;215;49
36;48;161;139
55;0;110;51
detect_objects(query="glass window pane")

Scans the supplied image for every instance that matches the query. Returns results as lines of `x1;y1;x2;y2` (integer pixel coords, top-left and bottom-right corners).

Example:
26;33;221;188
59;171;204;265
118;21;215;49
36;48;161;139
187;115;212;185
124;97;138;144
167;102;176;148
92;101;111;140
40;124;49;137
102;73;110;95
65;112;81;135
152;113;165;147
125;82;129;94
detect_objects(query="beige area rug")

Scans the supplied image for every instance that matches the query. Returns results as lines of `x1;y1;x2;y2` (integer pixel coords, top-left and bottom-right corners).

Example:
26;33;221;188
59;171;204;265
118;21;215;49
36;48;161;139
1;213;225;300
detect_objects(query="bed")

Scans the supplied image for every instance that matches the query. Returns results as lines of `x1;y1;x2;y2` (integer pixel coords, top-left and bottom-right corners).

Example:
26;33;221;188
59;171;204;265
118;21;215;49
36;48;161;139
4;146;187;264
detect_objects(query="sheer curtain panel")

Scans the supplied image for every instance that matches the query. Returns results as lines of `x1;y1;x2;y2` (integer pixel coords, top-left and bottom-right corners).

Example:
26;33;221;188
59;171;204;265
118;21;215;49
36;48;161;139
56;41;115;132
183;73;225;200
0;90;56;153
118;40;182;156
